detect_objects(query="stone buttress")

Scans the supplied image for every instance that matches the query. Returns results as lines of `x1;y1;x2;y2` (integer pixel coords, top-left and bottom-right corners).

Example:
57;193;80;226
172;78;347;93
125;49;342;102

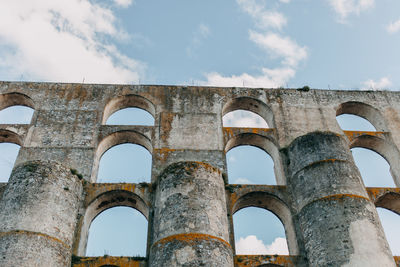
0;161;83;267
286;132;395;266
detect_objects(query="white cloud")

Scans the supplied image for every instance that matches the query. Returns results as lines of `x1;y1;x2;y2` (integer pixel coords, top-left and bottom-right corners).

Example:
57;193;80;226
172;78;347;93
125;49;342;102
249;31;307;67
328;0;374;20
201;0;306;88
203;67;295;88
387;19;400;34
234;178;253;184
186;23;211;57
236;235;289;255
237;0;287;30
198;24;210;38
0;0;145;84
114;0;133;8
223;110;269;128
362;77;392;90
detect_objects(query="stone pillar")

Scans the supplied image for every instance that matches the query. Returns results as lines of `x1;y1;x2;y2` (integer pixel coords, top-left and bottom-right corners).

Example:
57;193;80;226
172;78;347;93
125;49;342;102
0;161;83;267
286;132;395;267
149;161;233;267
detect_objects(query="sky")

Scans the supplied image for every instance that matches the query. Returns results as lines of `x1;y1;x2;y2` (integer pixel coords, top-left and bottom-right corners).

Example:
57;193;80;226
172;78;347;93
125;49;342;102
0;0;399;258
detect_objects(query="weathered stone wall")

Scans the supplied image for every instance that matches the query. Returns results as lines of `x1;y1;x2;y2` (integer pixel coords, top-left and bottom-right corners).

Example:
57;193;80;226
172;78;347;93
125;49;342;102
0;81;399;266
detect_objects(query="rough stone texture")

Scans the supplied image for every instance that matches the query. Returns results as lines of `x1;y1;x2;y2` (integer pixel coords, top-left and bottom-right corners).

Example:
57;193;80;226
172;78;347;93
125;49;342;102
0;160;83;266
149;233;234;267
150;161;232;265
0;82;399;266
287;132;395;266
0;232;70;267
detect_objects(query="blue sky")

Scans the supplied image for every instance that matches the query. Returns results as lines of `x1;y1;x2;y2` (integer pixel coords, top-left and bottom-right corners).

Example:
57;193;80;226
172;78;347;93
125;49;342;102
0;0;399;258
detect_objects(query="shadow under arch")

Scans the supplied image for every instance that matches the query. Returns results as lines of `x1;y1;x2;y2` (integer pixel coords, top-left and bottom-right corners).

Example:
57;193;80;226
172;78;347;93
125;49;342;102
374;192;400;215
223;97;274;128
0;129;23;146
102;94;155;125
225;133;285;185
232;191;299;255
336;101;386;131
0;92;35;111
77;189;149;256
350;134;400;187
91;130;153;182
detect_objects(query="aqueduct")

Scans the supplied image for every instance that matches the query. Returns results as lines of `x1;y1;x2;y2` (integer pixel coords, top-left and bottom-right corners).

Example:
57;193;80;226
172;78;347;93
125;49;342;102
0;81;399;266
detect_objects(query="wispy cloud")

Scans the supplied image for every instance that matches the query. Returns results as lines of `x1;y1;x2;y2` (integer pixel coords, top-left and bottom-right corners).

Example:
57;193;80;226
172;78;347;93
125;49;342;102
328;0;374;21
362;77;392;90
236;235;289;255
0;0;145;84
186;23;210;57
114;0;134;8
223;110;269;128
387;18;400;34
204;67;295;88
237;0;287;30
233;178;253;184
201;0;307;88
249;31;307;67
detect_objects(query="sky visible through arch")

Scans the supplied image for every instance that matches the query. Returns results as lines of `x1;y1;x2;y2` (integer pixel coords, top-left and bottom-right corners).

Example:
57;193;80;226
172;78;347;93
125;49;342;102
0;0;400;257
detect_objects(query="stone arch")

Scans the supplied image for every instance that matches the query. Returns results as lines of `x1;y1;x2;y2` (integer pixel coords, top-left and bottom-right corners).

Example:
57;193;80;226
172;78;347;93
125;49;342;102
374;192;400;215
0;129;23;146
77;189;149;256
0;92;35;111
232;191;299;255
102;94;155;125
223;97;274;128
336;101;386;131
349;134;400;186
225;133;285;185
0;130;23;182
91;130;152;182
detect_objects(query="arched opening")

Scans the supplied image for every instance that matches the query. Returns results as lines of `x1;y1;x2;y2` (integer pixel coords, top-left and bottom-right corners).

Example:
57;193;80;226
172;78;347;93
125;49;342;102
223;97;274;128
92;131;153;183
336;114;376;131
223;110;269;128
0;105;34;124
351;147;395;187
102;95;155;125
336;101;386;131
105;107;154;126
225;133;284;185
86;206;148;257
227;145;275;184
0;142;21;182
377;207;400;255
97;143;152;183
233;207;288;255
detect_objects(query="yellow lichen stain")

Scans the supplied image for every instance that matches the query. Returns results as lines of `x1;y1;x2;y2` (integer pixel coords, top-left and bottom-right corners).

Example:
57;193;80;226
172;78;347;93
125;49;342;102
366;187;400;202
152;233;231;249
72;256;144;267
318;194;370;202
222;127;274;140
191;161;221;174
0;230;69;249
160;113;175;142
154;148;181;162
234;254;298;267
343;130;385;142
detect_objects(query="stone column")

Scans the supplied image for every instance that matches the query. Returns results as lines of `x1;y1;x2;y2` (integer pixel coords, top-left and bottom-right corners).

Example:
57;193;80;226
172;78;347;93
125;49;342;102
286;132;395;267
149;161;233;267
0;161;83;267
